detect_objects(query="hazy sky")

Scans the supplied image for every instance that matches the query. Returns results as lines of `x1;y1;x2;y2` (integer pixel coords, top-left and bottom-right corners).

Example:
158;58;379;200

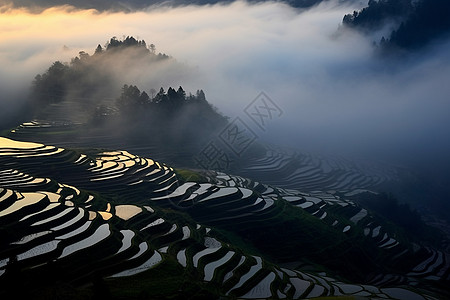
1;0;450;167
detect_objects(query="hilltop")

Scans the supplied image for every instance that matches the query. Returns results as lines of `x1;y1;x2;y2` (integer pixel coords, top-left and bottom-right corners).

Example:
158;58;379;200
20;36;229;165
342;0;450;50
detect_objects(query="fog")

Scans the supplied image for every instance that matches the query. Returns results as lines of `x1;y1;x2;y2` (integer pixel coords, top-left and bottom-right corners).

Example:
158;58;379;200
1;0;450;171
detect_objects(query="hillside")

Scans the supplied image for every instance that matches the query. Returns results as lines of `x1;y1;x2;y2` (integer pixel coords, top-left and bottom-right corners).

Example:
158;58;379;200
18;36;229;165
343;0;450;50
0;136;449;299
1;34;450;299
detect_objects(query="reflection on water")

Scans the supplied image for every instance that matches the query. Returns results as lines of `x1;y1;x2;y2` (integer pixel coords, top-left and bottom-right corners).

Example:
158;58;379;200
111;251;162;277
59;223;110;258
0;137;44;150
177;249;187;267
229;256;262;292
0;133;448;299
117;230;135;254
17;240;60;261
241;272;276;299
204;251;235;281
0;192;45;217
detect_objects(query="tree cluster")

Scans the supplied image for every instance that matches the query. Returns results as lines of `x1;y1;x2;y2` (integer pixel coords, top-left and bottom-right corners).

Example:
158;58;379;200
29;36;229;154
116;85;207;110
31;36;169;108
389;0;450;49
343;0;413;29
33;61;70;104
343;0;450;50
106;36;149;50
113;84;223;123
102;83;228;150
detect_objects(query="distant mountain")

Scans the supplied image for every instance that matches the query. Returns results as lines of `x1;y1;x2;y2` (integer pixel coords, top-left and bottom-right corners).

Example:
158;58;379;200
343;0;450;50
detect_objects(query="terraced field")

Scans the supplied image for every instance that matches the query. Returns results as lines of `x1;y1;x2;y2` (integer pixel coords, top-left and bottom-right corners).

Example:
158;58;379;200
240;145;401;192
0;136;448;299
9;121;402;193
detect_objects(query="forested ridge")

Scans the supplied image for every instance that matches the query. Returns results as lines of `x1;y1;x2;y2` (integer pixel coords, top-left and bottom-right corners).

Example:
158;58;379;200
32;36;169;108
26;36;228;159
343;0;450;50
31;36;225;123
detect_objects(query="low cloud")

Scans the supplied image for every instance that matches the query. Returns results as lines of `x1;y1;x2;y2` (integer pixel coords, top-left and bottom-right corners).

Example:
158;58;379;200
1;0;450;170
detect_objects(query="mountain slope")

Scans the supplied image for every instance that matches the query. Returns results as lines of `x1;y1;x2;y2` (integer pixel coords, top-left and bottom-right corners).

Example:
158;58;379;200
0;136;448;299
343;0;450;50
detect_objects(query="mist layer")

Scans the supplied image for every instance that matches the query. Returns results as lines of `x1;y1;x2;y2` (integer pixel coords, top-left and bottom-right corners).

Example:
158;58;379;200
1;1;450;169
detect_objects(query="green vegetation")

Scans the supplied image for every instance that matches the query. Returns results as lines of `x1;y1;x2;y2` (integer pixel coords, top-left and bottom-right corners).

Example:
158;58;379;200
105;259;219;299
348;192;444;246
32;36;167;108
174;168;209;184
21;36;229;167
30;36;223;129
1;137;449;299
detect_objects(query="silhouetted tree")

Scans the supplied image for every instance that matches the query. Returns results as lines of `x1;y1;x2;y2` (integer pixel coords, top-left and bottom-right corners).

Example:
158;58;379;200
32;61;69;104
105;36;150;53
94;44;103;54
139;91;150;105
78;51;89;60
117;84;141;109
343;0;450;50
196;90;206;103
177;86;186;99
167;87;177;98
154;87;167;104
106;36;120;49
343;0;413;29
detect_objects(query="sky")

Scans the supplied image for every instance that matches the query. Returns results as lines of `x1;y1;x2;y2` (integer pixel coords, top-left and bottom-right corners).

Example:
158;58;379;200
1;0;450;170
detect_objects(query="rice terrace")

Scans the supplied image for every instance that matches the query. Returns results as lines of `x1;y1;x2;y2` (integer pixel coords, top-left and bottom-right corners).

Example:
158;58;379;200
0;135;449;299
1;1;450;298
